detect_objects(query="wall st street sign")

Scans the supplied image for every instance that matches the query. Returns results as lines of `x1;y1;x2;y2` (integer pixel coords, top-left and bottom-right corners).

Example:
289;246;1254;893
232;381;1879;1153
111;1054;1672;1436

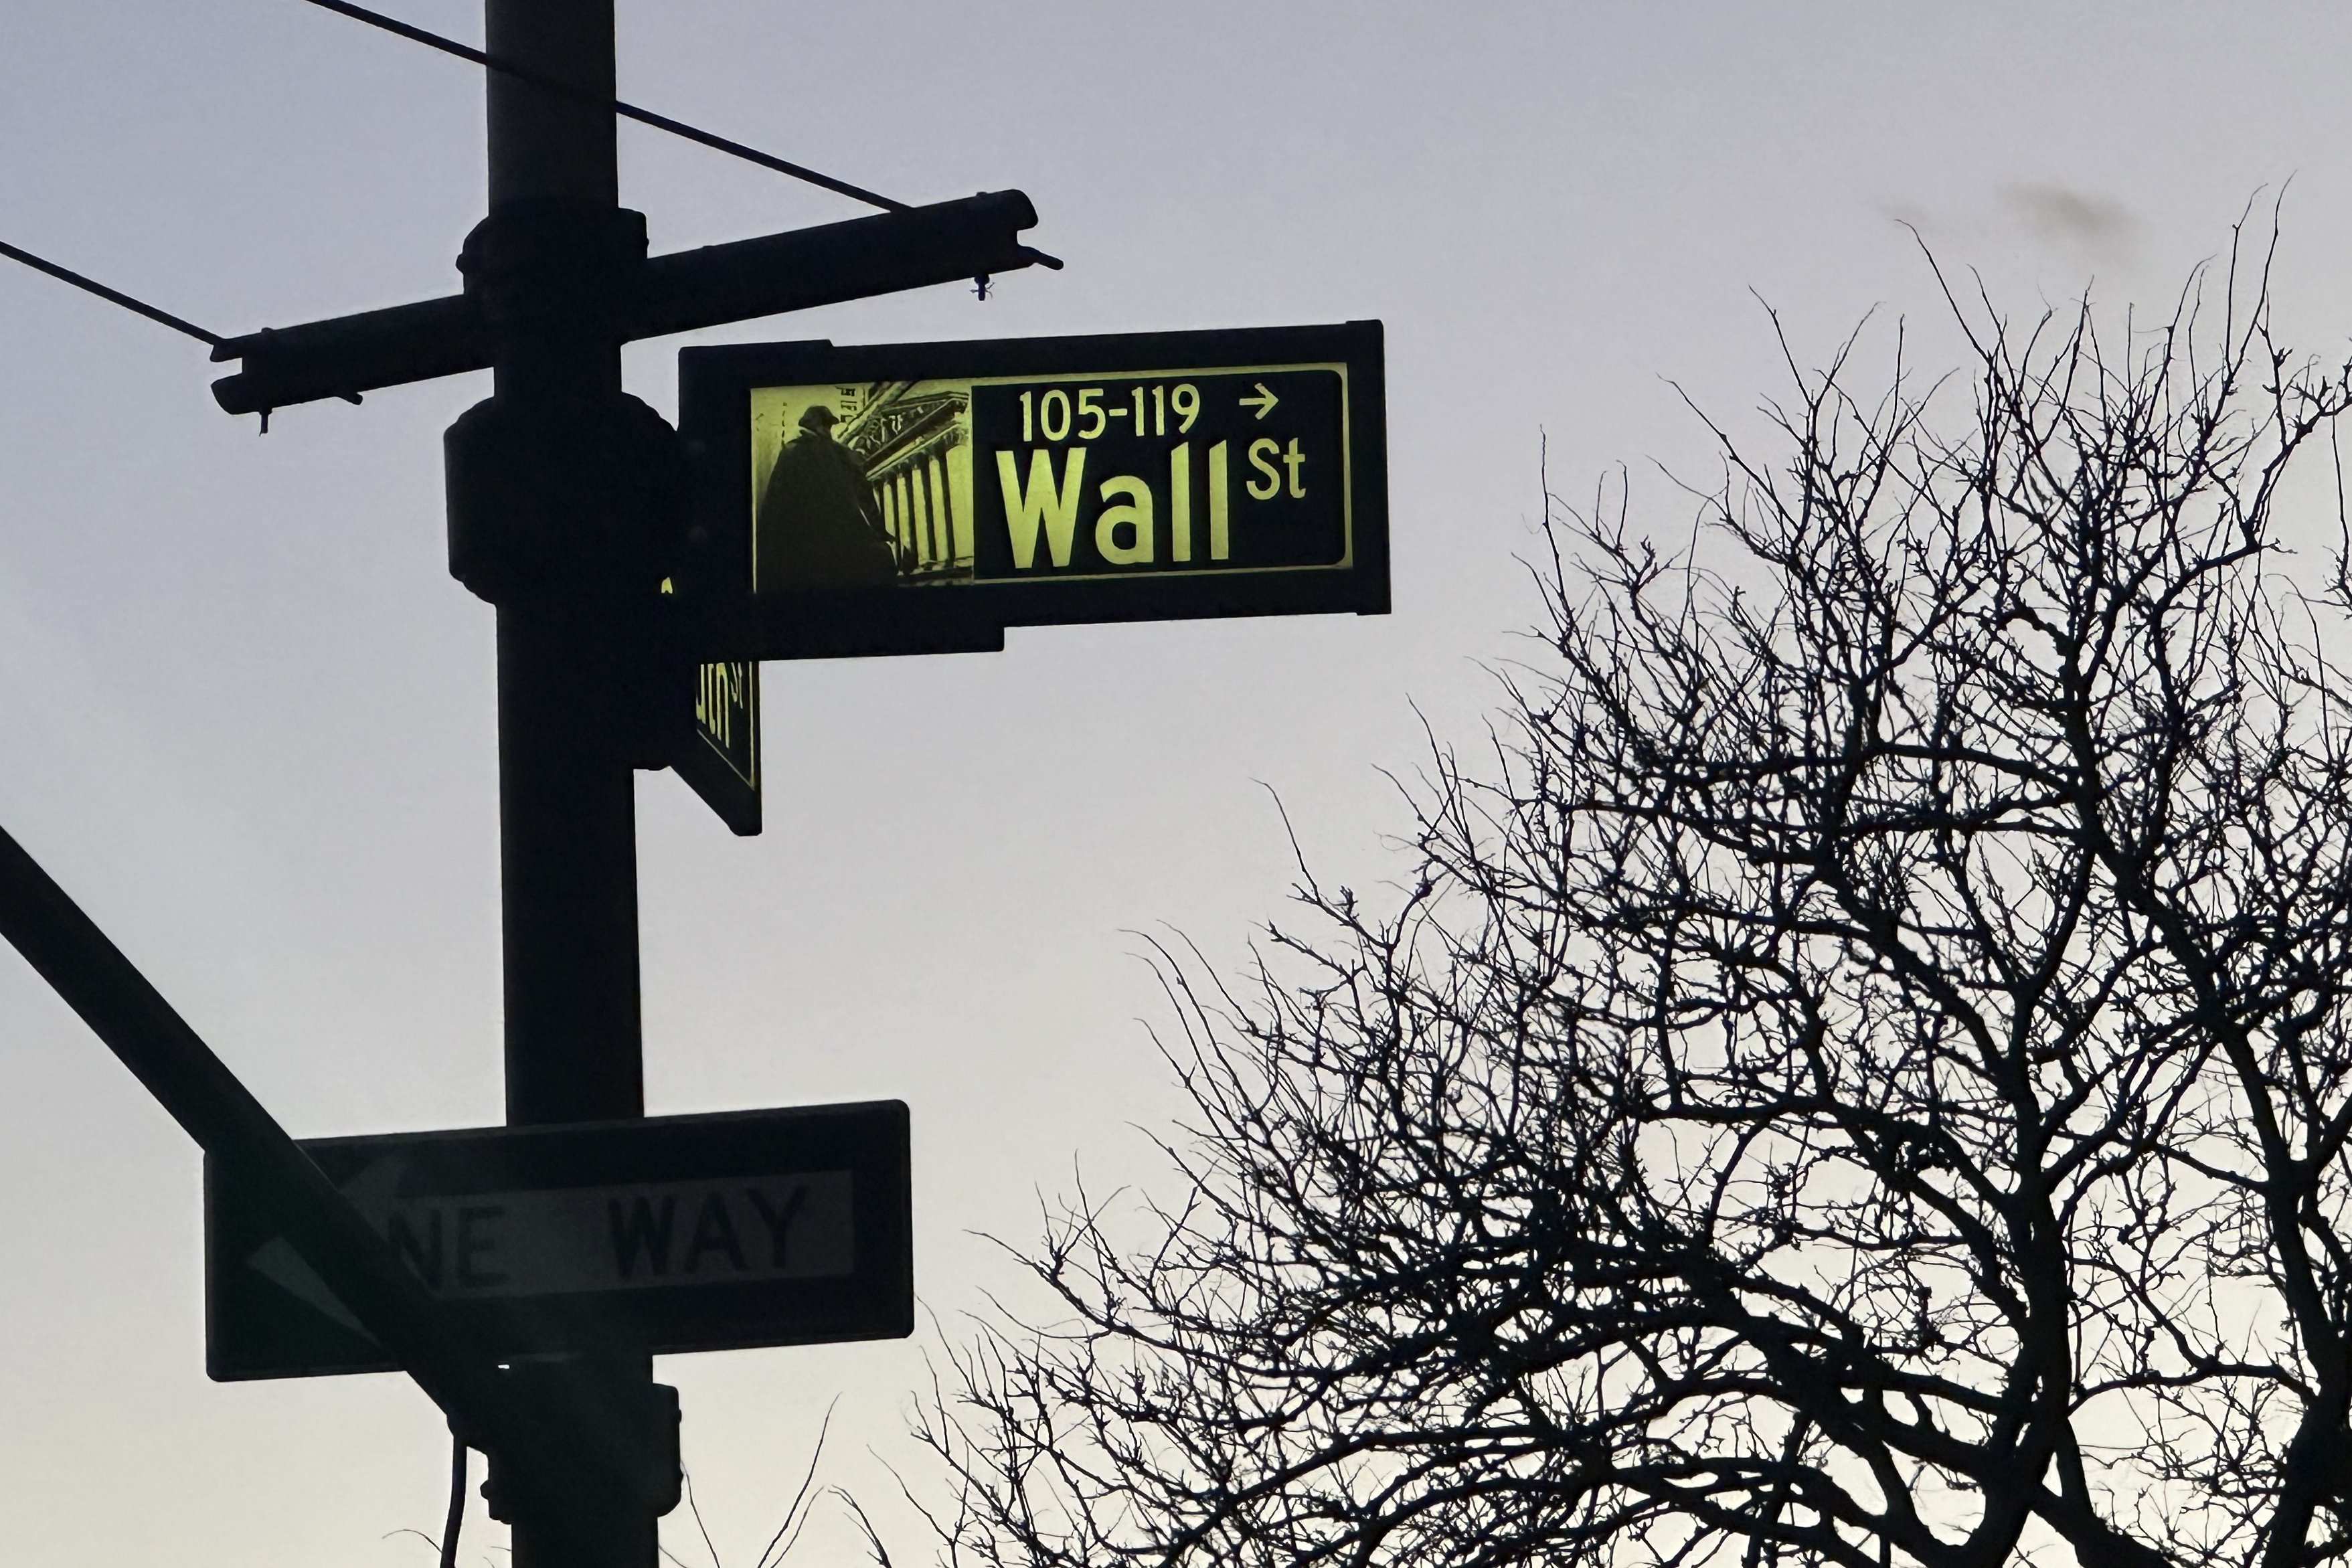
674;321;1388;662
206;1103;909;1381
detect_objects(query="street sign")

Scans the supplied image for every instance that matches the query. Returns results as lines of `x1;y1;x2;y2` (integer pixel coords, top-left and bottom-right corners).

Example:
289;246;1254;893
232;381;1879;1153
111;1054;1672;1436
206;1102;909;1381
673;321;1387;659
671;658;761;836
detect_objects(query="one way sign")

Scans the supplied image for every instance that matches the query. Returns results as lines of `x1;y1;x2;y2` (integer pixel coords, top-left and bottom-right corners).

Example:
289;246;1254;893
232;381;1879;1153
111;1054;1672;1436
205;1102;910;1381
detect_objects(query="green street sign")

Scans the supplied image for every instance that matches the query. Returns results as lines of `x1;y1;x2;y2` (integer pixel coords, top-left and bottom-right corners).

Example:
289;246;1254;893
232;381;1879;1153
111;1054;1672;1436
674;321;1387;661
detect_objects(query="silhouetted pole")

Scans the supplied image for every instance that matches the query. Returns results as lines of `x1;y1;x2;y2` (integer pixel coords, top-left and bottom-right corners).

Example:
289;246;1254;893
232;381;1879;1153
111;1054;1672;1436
479;0;641;1126
446;1;673;1563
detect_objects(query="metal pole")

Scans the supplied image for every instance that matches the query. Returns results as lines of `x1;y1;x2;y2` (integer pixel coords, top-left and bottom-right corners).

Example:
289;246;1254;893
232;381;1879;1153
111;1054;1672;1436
485;0;638;1126
474;4;660;1565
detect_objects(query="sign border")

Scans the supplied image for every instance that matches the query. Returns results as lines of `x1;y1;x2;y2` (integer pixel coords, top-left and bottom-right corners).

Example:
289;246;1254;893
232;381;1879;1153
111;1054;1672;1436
675;321;1388;661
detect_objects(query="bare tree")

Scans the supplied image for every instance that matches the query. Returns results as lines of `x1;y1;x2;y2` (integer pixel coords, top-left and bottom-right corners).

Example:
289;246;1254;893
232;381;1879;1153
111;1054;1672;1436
914;224;2352;1568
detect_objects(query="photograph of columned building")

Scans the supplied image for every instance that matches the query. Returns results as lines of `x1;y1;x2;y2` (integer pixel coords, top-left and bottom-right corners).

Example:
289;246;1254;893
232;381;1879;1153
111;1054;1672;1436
833;380;977;581
747;379;977;588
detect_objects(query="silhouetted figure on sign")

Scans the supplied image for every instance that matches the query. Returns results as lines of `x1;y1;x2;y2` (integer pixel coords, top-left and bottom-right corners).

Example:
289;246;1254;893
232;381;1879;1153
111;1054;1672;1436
754;406;896;588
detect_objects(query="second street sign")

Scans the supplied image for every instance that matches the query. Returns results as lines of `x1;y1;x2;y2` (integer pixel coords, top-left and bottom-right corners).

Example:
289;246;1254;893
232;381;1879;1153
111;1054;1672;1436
675;321;1388;659
670;653;761;837
206;1102;910;1380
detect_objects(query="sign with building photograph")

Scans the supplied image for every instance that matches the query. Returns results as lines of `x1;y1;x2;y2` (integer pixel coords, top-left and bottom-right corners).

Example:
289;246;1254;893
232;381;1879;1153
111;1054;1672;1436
674;322;1386;659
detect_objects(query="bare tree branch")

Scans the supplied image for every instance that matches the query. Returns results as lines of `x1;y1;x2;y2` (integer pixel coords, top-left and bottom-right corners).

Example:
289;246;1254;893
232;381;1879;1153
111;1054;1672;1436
914;215;2352;1568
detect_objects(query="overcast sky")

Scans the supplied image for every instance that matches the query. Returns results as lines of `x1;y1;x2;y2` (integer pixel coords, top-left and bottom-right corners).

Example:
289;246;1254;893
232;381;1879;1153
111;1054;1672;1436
6;4;2352;1565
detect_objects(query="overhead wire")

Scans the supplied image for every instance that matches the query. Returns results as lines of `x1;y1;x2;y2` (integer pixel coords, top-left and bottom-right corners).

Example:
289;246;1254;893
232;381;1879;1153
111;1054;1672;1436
438;1433;467;1568
292;0;912;213
0;3;1043;363
0;239;222;346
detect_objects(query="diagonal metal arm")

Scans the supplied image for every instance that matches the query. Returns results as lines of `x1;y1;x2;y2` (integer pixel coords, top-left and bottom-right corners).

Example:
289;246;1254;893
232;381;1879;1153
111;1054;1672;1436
0;821;627;1537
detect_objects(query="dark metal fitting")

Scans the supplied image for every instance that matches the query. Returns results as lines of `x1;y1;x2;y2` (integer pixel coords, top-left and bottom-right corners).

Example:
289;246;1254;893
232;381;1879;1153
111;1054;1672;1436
457;201;651;335
624;593;699;770
445;391;686;603
480;1370;682;1527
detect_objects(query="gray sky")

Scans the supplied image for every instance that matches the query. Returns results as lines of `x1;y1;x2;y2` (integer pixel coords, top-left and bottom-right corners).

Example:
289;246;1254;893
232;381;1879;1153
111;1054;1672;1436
5;3;2350;1564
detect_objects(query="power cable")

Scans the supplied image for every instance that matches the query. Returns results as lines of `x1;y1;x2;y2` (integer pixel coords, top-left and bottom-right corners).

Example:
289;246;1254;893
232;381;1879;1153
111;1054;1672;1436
294;0;911;213
439;1431;467;1568
0;239;222;346
0;236;361;426
0;5;1045;371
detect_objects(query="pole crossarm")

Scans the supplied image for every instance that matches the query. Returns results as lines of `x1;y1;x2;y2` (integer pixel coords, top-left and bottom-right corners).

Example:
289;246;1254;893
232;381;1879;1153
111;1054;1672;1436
0;823;647;1543
207;189;1056;417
